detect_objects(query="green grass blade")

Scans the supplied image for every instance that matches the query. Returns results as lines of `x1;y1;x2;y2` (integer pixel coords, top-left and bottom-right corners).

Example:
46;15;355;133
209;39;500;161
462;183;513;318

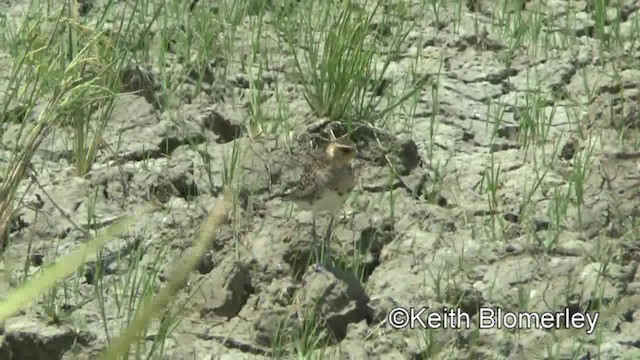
0;214;135;322
100;189;230;360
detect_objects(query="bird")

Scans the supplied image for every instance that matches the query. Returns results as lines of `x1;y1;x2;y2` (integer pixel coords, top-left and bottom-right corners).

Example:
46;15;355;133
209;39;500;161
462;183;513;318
283;134;359;271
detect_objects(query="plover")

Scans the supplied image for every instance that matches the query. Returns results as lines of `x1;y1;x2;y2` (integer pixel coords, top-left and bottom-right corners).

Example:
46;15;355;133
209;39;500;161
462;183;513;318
284;134;359;270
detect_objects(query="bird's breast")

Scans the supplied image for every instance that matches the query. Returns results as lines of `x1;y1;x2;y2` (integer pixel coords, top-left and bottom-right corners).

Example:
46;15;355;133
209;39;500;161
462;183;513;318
308;189;348;213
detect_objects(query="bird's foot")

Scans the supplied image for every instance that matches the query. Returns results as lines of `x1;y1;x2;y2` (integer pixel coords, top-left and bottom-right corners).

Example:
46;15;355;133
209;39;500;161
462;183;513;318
339;209;354;223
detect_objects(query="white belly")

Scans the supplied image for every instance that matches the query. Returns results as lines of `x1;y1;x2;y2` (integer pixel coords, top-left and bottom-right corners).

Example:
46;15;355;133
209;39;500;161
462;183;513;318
296;189;347;214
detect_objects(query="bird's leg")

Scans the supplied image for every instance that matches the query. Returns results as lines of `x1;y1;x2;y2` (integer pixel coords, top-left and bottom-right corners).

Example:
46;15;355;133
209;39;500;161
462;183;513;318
322;213;336;267
312;214;324;272
340;208;353;223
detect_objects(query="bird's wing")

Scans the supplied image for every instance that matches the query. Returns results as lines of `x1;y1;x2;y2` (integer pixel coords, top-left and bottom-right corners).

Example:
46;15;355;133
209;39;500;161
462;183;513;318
285;154;329;202
288;174;327;202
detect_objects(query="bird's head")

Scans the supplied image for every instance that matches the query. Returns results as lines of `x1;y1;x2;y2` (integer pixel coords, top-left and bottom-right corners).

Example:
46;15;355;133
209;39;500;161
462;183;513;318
325;136;358;166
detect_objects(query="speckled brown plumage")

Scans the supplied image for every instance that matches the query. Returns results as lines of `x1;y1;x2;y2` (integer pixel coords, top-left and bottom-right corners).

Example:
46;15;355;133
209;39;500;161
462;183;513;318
285;136;357;215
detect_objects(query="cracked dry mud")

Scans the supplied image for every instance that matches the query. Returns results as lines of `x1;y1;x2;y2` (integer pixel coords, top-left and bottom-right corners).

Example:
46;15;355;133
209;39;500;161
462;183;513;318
3;0;640;359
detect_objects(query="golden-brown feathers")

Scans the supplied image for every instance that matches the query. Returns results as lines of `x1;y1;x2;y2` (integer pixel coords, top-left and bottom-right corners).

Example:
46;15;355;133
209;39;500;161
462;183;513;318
285;136;358;213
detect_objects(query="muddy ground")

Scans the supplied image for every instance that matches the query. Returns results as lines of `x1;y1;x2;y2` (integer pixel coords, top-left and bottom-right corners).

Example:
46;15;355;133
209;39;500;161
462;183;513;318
2;0;640;359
